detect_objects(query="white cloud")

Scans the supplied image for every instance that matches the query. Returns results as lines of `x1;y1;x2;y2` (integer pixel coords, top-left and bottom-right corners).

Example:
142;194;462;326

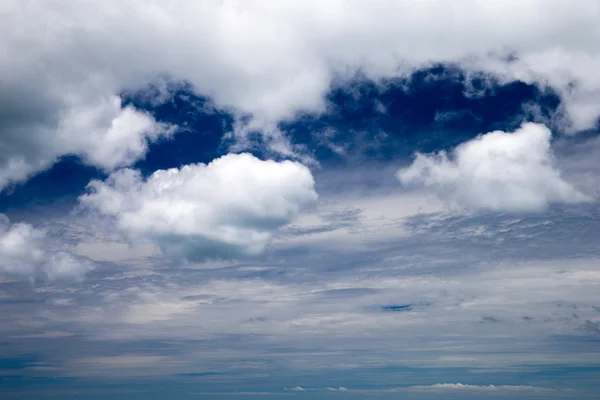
326;386;348;391
79;153;318;261
474;50;600;133
0;216;43;278
63;96;175;172
250;384;563;395
0;215;92;281
285;386;306;392
408;383;558;392
1;1;600;188
396;123;589;212
0;93;173;190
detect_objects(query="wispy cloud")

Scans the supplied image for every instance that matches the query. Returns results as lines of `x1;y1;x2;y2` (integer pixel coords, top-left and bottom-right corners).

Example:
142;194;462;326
207;383;572;396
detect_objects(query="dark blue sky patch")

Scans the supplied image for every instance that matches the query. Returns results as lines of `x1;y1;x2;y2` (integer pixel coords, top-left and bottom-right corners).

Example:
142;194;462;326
381;304;412;312
280;65;562;165
122;82;235;175
0;156;103;219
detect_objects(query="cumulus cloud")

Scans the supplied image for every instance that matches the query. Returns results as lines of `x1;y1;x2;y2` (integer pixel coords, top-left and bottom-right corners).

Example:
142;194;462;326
397;123;589;212
1;1;600;188
79;153;318;261
63;96;175;172
0;94;173;190
0;215;92;281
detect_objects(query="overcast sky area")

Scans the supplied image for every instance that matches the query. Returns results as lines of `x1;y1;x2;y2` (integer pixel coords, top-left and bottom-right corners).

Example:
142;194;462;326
1;1;600;399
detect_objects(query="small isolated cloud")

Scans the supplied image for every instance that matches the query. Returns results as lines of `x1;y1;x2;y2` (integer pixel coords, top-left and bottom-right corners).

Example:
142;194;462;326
326;386;348;392
397;123;589;212
80;153;318;261
284;386;306;392
0;214;93;281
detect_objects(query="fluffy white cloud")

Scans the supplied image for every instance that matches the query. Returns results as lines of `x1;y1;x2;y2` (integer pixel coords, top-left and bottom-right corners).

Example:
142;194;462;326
61;96;175;172
0;215;92;281
396;123;589;212
79;153;318;260
0;94;173;190
1;1;600;188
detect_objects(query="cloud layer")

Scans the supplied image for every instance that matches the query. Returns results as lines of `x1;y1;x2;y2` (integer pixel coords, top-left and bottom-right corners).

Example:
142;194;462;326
80;153;317;260
397;123;588;212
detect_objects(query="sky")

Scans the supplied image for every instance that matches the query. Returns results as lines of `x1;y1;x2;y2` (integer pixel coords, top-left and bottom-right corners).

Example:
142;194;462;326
1;1;600;399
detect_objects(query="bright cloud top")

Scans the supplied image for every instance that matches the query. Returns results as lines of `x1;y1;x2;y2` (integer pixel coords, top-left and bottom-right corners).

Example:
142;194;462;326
80;153;318;261
397;123;589;212
2;0;600;189
0;215;92;281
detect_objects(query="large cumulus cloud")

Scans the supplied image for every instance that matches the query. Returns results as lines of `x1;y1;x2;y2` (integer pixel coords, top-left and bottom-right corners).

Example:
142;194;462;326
1;0;600;189
79;153;318;261
396;123;589;212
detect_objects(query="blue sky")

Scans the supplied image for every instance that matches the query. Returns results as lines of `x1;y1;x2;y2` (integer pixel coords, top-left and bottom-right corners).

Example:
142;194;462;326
1;1;600;399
